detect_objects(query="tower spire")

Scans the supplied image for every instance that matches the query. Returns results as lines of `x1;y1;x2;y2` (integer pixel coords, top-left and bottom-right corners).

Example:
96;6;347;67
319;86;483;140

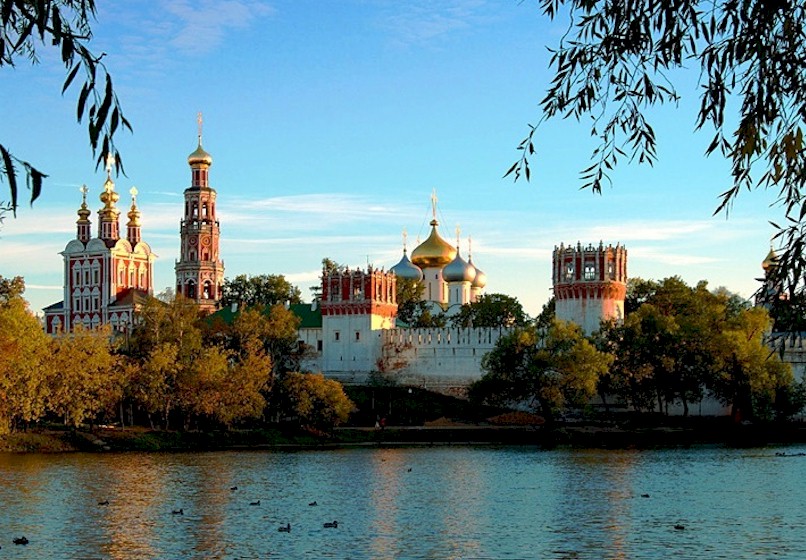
197;111;204;146
127;186;141;245
76;184;91;243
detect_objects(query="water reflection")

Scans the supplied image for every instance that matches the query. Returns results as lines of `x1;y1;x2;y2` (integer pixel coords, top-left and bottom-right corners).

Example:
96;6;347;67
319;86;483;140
2;446;806;559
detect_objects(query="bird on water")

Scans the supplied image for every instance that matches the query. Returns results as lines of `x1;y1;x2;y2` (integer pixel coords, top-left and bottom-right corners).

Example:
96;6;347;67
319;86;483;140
278;523;291;533
13;537;29;545
324;521;339;528
172;508;184;515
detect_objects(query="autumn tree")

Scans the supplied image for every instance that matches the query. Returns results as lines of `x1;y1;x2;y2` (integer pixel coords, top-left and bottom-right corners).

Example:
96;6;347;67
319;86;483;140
469;319;612;424
275;372;354;431
0;278;52;433
1;0;129;216
49;324;121;427
126;296;203;428
228;304;301;375
221;274;302;309
508;0;806;296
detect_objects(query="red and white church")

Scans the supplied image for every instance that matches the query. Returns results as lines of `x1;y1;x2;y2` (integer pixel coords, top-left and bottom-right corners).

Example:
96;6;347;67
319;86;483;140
43;121;225;333
43;157;156;334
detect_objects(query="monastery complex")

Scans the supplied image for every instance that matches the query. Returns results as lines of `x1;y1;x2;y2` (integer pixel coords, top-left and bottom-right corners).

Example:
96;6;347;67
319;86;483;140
44;128;806;395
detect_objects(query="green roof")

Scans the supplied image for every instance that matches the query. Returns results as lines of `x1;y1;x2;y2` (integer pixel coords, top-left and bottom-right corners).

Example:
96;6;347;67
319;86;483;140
207;302;322;329
289;303;322;328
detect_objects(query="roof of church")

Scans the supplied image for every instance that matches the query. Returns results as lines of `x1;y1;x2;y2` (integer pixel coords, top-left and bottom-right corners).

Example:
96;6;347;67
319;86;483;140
43;300;64;312
110;288;151;308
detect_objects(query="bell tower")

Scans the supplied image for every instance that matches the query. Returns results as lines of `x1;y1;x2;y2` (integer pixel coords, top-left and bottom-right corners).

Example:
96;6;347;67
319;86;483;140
175;114;224;314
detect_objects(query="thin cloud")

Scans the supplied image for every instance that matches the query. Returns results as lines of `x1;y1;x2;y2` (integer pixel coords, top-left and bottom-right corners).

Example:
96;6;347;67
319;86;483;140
377;0;494;47
164;0;276;54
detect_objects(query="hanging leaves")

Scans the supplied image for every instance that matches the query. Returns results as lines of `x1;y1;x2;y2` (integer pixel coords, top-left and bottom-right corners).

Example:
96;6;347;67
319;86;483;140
1;0;132;217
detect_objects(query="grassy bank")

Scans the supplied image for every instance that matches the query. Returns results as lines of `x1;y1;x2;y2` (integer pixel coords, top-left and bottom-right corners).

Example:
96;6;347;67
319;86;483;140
4;419;806;453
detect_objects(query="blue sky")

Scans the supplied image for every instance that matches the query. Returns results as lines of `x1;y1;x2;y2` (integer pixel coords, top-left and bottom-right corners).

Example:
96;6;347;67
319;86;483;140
0;0;780;317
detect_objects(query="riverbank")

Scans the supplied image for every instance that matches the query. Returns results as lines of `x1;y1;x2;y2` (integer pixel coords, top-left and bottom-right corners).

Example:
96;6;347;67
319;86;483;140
4;418;806;453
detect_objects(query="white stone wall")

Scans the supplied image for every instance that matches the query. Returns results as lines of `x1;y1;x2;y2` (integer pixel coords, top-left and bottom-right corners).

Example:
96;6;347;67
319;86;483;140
320;314;384;381
379;327;513;388
556;297;605;335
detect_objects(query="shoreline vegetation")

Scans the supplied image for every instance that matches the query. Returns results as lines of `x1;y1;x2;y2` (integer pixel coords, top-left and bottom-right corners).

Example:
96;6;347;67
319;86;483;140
4;418;806;454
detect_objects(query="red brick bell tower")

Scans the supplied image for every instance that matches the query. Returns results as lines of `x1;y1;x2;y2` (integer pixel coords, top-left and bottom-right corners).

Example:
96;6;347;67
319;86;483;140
175;114;224;314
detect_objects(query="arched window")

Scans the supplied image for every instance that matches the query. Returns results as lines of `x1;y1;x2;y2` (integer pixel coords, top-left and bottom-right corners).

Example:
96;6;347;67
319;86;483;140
203;281;212;299
192;202;198;218
187;280;197;300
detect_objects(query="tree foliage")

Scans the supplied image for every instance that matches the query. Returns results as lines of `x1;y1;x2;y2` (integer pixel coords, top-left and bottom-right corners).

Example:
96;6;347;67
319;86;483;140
1;0;130;216
49;324;121;427
603;277;796;419
222;274;302;309
451;293;529;328
275;372;354;431
470;319;612;423
394;277;447;327
0;280;52;434
310;258;344;301
509;0;806;294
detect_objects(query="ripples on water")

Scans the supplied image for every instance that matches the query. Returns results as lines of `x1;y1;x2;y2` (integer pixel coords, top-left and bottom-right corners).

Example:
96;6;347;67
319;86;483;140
0;446;805;559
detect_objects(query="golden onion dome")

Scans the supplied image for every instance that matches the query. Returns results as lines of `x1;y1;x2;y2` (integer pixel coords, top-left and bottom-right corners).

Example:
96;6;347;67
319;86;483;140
762;247;778;270
99;177;119;208
469;257;487;289
411;220;456;268
443;250;476;283
390;250;423;282
188;142;213;166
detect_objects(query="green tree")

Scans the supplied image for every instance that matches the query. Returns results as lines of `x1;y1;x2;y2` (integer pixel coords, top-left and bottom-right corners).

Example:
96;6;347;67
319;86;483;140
0;280;52;433
275;372;354;431
534;297;556;330
309;258;344;301
508;0;805;294
1;0;129;216
222;274;302;309
469;319;612;424
49;324;121;427
711;306;796;421
452;293;529;328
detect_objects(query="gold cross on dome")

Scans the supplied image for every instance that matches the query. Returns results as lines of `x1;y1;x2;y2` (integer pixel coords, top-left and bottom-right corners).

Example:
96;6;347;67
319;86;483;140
402;228;408;250
430;189;438;220
130;186;138;202
197;112;203;142
105;153;116;176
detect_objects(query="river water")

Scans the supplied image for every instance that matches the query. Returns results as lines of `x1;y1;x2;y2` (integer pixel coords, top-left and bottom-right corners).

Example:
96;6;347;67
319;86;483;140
0;445;804;559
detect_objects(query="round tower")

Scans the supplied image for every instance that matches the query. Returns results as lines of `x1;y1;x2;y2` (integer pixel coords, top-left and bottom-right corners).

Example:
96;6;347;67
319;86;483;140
552;241;627;334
